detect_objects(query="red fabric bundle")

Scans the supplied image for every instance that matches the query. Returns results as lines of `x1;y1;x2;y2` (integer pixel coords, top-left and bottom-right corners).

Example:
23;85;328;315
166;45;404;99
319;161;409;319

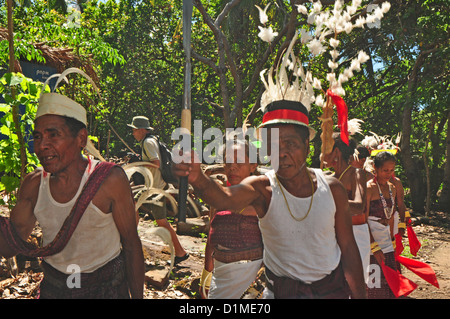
407;226;421;256
396;255;439;288
394;233;404;256
383;229;439;297
381;262;417;297
327;89;349;146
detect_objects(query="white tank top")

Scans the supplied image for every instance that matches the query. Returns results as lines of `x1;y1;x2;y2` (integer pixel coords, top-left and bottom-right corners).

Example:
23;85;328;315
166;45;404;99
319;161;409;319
34;159;121;274
259;169;341;283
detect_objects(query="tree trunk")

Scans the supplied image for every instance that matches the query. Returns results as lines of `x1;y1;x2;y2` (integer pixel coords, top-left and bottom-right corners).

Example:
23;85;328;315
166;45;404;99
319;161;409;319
423;119;434;216
400;49;435;214
439;111;450;212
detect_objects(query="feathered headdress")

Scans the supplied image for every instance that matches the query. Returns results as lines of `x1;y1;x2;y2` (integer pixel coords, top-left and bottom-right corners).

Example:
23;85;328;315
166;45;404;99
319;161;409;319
40;68;105;161
257;32;316;140
361;131;401;156
256;0;391;168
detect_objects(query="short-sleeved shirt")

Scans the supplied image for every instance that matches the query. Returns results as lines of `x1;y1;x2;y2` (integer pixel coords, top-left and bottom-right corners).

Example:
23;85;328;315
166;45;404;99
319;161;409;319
141;136;166;189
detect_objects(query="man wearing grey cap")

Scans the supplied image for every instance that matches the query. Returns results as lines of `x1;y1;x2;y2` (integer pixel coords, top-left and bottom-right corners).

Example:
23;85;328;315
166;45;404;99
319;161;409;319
0;92;144;299
128;116;189;265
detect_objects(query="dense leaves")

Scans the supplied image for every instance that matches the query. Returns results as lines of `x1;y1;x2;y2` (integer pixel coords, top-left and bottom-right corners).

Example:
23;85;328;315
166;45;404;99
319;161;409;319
0;73;42;206
0;0;449;213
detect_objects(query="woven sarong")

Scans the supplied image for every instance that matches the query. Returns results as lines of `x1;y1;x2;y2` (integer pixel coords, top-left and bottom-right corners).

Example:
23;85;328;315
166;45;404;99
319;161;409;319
368;252;397;299
265;263;351;299
39;251;129;299
209;211;262;250
0;161;116;258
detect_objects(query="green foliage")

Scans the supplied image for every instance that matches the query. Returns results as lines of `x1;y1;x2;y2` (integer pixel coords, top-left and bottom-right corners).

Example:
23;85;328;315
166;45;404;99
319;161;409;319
0;0;448;212
0;72;42;207
0;0;126;69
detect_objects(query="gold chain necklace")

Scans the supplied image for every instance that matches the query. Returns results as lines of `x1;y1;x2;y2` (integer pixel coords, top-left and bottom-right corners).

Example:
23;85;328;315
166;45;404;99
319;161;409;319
275;170;314;222
338;165;352;181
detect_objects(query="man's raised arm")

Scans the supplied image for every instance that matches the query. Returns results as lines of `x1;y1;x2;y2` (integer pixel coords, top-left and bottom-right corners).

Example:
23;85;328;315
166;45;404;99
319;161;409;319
172;151;260;212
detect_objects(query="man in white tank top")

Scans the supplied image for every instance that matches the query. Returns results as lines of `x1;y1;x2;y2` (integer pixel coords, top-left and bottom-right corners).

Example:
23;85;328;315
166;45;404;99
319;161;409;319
173;100;367;299
0;90;144;298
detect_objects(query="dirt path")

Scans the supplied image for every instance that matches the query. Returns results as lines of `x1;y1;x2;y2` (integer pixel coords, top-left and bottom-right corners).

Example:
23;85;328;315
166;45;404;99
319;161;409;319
401;221;450;299
139;215;450;300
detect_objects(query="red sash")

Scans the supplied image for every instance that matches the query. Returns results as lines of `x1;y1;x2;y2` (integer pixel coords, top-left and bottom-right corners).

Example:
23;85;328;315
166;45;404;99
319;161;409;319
0;161;116;258
381;230;439;297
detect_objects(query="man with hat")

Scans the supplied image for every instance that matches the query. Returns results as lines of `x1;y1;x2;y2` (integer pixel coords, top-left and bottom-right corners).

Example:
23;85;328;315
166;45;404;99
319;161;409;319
173;100;366;298
173;96;366;297
0;90;144;298
128;116;166;189
128;116;189;265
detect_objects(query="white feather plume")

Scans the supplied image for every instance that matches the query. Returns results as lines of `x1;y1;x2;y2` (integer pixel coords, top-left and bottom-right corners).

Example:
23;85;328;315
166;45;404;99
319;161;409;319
259;31;314;113
347;118;364;135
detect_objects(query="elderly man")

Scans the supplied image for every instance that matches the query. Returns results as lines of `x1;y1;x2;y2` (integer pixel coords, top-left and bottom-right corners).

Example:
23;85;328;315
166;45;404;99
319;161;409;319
0;92;144;299
173;100;367;299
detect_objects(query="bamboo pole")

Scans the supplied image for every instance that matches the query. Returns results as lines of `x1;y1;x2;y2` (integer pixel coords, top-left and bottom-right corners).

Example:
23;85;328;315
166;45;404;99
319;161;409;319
7;0;27;183
319;96;335;169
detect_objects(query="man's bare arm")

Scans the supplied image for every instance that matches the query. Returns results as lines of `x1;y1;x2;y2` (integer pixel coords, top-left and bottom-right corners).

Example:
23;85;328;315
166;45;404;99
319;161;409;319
104;167;145;299
330;176;367;299
1;171;40;258
348;169;367;216
10;172;40;240
172;151;262;212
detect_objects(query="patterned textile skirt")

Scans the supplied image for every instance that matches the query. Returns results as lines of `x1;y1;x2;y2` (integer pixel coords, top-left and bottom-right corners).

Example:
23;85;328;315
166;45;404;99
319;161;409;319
368;252;397;299
38;252;129;299
264;262;351;299
367;218;397;299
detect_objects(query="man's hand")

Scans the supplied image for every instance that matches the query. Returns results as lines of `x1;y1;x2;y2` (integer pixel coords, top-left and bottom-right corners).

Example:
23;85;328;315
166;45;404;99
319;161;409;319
172;149;203;186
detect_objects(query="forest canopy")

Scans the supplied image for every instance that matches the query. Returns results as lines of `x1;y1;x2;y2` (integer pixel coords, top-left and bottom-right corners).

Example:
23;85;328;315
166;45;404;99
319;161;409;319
0;0;449;214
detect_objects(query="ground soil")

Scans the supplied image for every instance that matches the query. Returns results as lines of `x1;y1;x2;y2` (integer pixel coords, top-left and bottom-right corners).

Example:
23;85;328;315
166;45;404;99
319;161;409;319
1;209;449;299
398;211;450;299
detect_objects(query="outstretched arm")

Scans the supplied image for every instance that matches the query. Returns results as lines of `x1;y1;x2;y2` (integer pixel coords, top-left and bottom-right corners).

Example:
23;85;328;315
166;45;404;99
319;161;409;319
172;150;264;213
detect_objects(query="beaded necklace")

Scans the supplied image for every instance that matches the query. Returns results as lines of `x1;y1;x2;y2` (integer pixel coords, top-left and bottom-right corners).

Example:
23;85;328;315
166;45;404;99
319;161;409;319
375;177;395;219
